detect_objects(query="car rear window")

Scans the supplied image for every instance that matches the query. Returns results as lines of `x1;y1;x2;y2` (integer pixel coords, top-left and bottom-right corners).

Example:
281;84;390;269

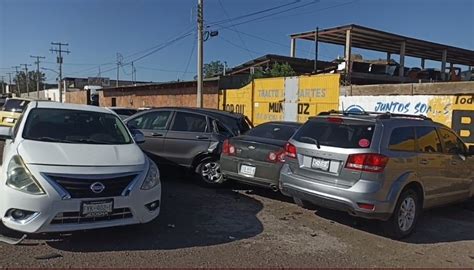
293;119;375;148
246;123;299;141
2;99;30;113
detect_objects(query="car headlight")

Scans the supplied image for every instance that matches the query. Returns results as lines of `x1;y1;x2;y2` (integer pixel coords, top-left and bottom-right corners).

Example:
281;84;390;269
141;160;160;190
6;155;45;195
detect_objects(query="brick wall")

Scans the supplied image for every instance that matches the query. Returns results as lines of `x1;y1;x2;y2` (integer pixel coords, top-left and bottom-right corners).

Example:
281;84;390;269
99;81;220;109
65;90;88;104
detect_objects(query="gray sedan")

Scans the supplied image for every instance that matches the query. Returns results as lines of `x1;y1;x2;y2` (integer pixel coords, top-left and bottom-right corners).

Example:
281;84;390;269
220;121;301;190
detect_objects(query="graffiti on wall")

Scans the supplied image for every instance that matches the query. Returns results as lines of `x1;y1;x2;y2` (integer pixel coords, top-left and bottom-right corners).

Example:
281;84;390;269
340;95;474;145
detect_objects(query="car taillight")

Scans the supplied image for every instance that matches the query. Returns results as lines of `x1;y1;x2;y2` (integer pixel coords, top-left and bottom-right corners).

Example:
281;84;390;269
284;142;297;159
345;153;388;173
222;139;235;155
327;117;343;123
267;149;286;163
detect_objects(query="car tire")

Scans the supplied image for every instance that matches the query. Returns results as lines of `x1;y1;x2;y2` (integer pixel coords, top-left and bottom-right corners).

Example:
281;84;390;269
196;158;225;187
383;189;420;239
293;197;317;210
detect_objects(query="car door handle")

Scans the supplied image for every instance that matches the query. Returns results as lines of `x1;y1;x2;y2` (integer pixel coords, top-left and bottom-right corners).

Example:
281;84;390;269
196;135;209;140
151;133;163;137
419;159;429;165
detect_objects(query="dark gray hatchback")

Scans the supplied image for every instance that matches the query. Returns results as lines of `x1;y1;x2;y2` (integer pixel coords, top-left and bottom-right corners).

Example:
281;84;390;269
220;121;301;190
124;107;252;185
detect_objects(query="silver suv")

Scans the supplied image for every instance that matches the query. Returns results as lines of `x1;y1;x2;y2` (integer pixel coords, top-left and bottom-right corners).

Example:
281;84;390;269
280;111;474;238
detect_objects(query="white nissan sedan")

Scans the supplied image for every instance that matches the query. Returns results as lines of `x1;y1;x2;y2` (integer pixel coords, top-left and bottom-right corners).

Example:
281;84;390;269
0;101;161;233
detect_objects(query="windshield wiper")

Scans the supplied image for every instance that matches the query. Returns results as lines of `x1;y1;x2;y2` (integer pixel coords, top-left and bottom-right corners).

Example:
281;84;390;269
300;136;321;149
69;138;114;144
35;137;73;143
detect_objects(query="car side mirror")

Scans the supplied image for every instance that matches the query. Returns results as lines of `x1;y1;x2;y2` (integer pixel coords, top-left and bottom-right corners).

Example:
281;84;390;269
0;126;13;141
130;129;145;144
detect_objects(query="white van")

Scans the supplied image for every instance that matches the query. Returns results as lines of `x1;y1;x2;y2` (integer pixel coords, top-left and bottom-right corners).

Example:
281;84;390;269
0;101;161;233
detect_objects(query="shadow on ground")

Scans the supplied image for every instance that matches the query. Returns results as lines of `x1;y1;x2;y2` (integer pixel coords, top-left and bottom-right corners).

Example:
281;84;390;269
311;200;474;244
42;176;264;252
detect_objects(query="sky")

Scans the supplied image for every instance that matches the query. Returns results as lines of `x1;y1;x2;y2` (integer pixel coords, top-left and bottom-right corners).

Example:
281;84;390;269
1;0;473;84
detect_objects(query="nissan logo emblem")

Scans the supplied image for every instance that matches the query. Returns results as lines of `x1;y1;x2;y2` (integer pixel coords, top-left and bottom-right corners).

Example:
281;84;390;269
90;182;106;194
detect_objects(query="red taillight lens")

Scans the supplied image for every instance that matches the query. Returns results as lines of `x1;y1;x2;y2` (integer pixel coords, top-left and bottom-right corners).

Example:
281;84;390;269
222;139;235;155
284;142;297;159
357;203;375;211
345;153;388;173
327;117;343;123
268;149;286;163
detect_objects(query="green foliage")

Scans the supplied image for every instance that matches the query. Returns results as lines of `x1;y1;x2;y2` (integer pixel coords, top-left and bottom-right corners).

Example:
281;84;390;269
203;61;225;78
251;62;296;79
13;71;46;93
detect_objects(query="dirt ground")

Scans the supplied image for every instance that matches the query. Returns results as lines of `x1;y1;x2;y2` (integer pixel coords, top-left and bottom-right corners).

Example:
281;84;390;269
0;173;473;268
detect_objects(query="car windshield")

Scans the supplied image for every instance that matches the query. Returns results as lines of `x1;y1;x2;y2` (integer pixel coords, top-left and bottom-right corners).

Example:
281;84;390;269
293;119;375;148
112;108;138;116
246;123;299;141
2;99;30;113
22;108;132;144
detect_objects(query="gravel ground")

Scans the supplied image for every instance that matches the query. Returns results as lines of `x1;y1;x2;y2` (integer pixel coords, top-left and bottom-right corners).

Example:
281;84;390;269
0;173;473;268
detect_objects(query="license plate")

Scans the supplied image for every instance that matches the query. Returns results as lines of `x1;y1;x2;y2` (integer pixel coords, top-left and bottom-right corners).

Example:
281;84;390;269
81;199;113;217
239;164;256;176
311;158;330;171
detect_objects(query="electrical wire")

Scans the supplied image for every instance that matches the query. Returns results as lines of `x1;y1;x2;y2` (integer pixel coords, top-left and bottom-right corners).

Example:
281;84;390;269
181;31;197;79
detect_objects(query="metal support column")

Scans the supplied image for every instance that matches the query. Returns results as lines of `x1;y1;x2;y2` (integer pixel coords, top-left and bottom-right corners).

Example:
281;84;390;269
421;58;425;69
344;29;352;84
290;38;296;57
441;49;447;81
399;41;406;77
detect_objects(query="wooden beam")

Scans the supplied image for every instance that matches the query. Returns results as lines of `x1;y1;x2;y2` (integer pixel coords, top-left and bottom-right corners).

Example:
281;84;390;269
421;58;425;69
441;49;447;80
290;38;296;57
344;29;352;84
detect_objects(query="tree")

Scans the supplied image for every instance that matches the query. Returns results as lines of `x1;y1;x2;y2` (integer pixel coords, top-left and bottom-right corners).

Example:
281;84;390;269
13;71;46;94
251;62;296;79
203;61;225;78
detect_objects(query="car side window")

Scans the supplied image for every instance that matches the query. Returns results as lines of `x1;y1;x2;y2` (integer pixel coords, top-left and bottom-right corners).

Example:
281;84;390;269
415;126;443;153
128;111;171;131
214;120;233;137
389;127;416;152
438;128;467;154
170;112;207;133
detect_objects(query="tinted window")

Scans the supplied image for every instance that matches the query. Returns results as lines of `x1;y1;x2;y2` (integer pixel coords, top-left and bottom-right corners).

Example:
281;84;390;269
389;127;416;152
128;111;170;130
113;109;138;116
246;123;300;141
23;108;131;144
214;120;233;137
2;99;30;113
438;128;467;154
12;112;26;137
171;112;207;132
293;120;375;148
415;127;442;153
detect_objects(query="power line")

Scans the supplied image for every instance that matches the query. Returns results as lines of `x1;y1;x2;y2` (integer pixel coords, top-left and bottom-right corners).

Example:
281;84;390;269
212;0;320;29
207;0;301;26
30;55;46;97
181;31;197;79
217;0;253;59
20;63;32;96
138;66;194;74
219;36;264;55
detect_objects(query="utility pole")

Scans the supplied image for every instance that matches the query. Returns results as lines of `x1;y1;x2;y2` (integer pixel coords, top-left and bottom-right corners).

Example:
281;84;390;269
314;27;319;74
12;66;20;96
20;64;32;97
30;55;46;99
131;61;136;84
0;76;5;94
6;72;12;94
116;53;123;87
50;42;70;103
196;0;204;108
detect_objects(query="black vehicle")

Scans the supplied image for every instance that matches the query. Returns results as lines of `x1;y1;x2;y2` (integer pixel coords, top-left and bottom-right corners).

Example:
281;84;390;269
124;107;253;185
108;107;139;120
220;121;301;190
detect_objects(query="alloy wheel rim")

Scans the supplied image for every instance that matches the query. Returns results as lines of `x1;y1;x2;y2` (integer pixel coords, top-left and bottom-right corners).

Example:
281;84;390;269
398;197;416;232
201;162;222;183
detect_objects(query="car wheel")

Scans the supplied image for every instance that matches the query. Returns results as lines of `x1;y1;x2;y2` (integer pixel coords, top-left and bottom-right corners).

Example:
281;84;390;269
197;158;225;186
383;189;420;239
293;197;317;210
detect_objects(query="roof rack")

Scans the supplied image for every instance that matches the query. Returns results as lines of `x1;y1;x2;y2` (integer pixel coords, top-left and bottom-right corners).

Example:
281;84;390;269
317;110;432;121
